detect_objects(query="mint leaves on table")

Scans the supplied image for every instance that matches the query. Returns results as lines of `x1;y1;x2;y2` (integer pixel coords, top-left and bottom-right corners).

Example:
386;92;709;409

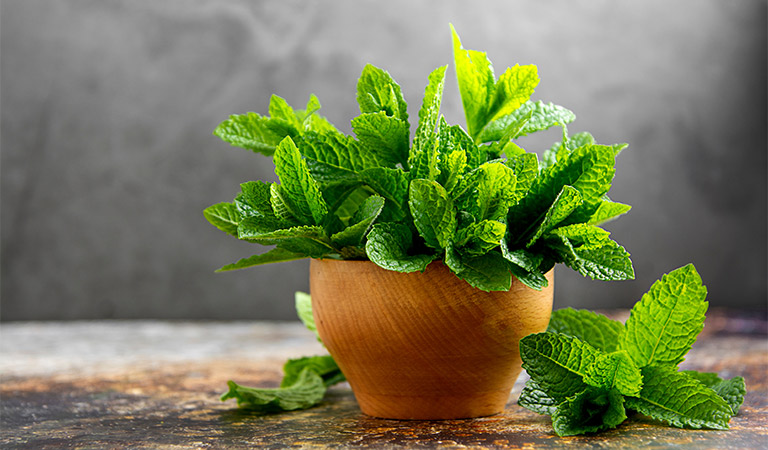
519;264;746;436
205;25;635;292
221;292;346;412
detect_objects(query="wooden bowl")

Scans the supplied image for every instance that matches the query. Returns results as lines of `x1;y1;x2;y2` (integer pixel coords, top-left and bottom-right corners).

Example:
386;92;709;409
310;259;554;420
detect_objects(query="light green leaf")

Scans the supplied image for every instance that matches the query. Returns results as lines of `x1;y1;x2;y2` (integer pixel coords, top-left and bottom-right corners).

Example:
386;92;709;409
330;195;386;248
444;246;512;292
552;388;627;436
365;223;434;273
584;350;643;397
519;332;601;402
235;181;280;221
547;308;624;353
282;355;345;388
587;200;632;226
204;202;240;236
458;162;518;222
359;167;409;221
294;291;319;341
273;137;328;225
620;264;708;368
479;101;575;143
549;224;634;281
412;65;447;166
221;368;326;412
213;112;283;156
297;130;381;174
451;24;496;140
352;112;409;168
527;185;583;248
268;95;302;129
486;64;539;125
216;247;307;272
506;152;538;200
681;371;746;415
356;64;409;124
438;149;468;196
625;365;732;430
237;222;334;258
456;220;506;256
409;179;457;249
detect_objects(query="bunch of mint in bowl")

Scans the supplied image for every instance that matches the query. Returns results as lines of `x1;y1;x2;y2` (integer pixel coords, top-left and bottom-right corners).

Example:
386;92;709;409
204;25;634;292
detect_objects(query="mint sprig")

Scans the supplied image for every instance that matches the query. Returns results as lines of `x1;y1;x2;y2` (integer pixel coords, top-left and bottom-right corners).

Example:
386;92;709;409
519;264;747;436
204;25;634;292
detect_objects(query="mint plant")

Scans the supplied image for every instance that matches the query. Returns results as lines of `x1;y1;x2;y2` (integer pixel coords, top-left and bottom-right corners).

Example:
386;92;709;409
204;25;634;291
519;264;746;436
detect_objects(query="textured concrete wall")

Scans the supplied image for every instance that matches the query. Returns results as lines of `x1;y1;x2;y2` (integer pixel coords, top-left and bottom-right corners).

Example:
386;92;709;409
2;0;766;320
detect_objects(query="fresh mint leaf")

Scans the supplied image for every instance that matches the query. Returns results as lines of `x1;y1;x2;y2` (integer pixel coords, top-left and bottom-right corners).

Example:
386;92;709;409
356;64;409;125
204;202;240;237
547;308;624;353
444;245;512;291
273;137;328;226
526;185;583;248
620;264;708;367
519;332;601;402
479;101;575;143
221;368;326;412
506;153;538;200
438;149;468;196
282;355;345;388
518;379;559;415
457;162;518;222
214;112;283;156
681;371;746;415
237;222;334;258
235;181;279;221
412;65;447;168
583;350;642;396
552;388;626;436
451;24;496;140
268;95;302;130
625;365;732;430
499;242;548;290
548;224;634;281
330;195;385;248
294;291;318;341
298;130;381;174
359;167;409;221
587;200;632;226
486;65;539;127
352;112;409;168
365;222;435;273
216;247;307;272
455;219;506;256
409;179;457;249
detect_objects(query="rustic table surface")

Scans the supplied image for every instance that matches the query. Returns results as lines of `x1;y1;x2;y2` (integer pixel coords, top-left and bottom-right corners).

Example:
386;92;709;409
1;310;766;449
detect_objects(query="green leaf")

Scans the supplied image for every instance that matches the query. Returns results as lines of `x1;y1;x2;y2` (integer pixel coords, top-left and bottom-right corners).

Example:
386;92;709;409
412;65;447;171
359;167;409;221
237;222;334;258
268;95;302;129
365;223;435;273
438;149;468;196
455;219;506;256
620;264;708;367
351;112;409;168
549;224;634;281
204;202;240;236
681;371;746;415
294;291;319;341
584;350;643;397
409;179;457;249
235;181;276;220
444;246;512;292
221;368;326;412
273;137;328;225
282;355;345;388
506;152;538;200
587;200;632;226
486;64;539;125
518;379;559;416
527;185;583;248
508;144;616;240
547;308;624;353
552;388;627;436
213;112;283;156
216;247;307;272
330;195;386;248
519;332;601;402
478;101;575;143
458;162;518;222
356;64;409;124
297;130;380;174
451;24;496;140
625;365;732;430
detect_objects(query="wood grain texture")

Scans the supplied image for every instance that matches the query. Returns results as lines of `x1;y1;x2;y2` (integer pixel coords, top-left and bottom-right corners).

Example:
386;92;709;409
310;259;554;419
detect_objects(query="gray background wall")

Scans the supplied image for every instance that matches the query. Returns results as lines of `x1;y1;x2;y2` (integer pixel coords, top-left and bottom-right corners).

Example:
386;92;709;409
2;0;766;321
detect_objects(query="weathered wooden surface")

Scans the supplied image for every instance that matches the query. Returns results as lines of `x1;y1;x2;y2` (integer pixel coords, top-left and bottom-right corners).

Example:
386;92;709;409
1;311;766;449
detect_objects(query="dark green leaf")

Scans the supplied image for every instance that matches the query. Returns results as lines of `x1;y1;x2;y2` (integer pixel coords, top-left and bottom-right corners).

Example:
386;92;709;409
583;350;643;396
681;371;746;415
330;195;386;248
352;112;409;168
365;223;435;272
216;247;307;272
552;388;627;436
445;246;512;292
